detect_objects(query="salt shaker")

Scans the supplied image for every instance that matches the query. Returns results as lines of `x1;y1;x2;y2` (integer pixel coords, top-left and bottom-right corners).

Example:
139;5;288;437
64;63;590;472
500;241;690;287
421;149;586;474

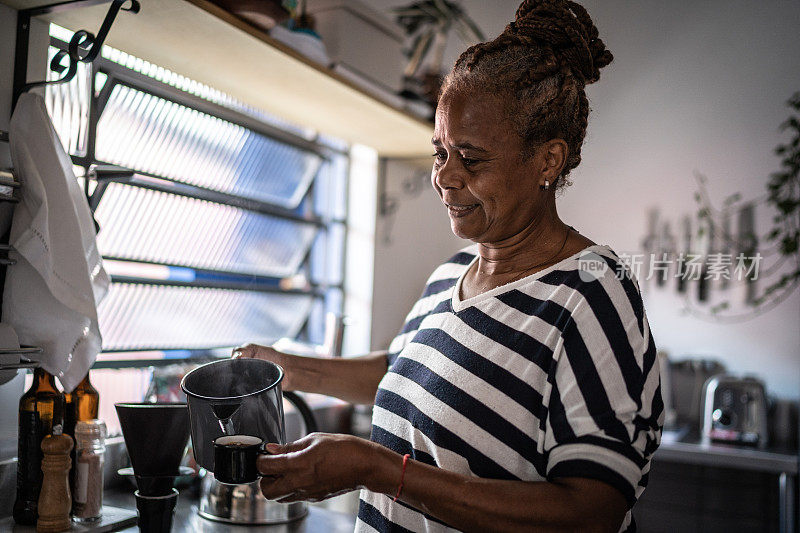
72;419;107;522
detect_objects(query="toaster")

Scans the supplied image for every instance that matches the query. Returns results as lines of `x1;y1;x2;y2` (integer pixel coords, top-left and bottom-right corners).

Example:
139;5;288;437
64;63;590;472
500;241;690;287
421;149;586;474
702;375;768;448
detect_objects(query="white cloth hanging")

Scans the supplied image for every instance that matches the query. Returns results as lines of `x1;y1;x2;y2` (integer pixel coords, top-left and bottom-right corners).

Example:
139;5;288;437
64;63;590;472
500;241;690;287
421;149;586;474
2;92;109;392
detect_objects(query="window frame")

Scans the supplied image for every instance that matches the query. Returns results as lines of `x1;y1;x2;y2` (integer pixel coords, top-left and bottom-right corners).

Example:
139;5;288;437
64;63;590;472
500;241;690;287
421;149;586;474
48;36;349;368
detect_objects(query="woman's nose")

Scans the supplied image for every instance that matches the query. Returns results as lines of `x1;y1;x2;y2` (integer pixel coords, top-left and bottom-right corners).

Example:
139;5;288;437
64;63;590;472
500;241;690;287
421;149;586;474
433;158;463;191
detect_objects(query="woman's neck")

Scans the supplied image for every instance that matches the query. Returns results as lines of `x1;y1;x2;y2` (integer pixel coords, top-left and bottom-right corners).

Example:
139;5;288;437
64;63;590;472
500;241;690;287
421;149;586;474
474;205;568;277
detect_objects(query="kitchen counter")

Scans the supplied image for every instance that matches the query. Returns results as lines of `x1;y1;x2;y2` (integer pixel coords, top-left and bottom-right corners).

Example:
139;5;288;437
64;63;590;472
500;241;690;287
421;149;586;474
3;430;795;532
103;487;357;533
657;428;797;533
658;428;798;474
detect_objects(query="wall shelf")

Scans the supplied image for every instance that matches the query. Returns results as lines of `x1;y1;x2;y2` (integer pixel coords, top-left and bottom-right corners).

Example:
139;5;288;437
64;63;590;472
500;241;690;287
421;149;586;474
2;0;435;157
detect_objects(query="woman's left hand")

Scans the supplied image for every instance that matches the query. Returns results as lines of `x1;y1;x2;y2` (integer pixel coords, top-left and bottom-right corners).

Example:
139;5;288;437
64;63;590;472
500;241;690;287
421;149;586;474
257;432;377;503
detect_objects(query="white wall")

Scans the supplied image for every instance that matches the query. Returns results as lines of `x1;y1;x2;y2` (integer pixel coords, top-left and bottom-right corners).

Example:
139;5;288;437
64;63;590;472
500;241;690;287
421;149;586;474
368;1;800;399
370;158;466;351
559;0;800;400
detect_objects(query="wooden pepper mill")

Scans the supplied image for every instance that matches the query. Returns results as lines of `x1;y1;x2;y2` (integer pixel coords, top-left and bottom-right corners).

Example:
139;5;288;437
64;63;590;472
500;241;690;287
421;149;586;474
37;424;73;532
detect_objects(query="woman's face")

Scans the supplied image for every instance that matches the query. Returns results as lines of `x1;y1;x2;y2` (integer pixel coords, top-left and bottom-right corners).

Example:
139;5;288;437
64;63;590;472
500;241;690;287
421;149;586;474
431;89;548;243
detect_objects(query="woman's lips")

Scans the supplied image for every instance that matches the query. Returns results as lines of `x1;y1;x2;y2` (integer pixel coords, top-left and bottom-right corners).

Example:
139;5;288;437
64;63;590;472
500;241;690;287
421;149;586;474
446;203;479;217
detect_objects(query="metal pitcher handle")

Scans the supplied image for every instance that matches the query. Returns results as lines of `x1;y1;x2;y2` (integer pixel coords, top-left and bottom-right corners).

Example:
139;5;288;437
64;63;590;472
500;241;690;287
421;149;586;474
283;391;318;434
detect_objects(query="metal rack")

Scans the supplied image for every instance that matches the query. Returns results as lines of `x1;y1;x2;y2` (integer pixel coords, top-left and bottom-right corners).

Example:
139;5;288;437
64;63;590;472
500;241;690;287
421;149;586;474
0;0;141;381
0;348;42;372
0;169;18;204
0;164;19;267
1;0;140;280
0;147;41;377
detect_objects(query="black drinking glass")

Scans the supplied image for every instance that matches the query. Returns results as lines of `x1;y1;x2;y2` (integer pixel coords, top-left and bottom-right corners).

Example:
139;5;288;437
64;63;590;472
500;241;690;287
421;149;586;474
134;488;178;533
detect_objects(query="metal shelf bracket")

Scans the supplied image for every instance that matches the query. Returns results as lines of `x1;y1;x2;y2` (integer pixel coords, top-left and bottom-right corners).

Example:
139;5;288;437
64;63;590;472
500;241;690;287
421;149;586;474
12;0;141;110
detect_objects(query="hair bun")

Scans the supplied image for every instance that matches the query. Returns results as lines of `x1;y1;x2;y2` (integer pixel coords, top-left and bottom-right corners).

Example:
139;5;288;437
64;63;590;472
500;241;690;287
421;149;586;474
511;0;612;83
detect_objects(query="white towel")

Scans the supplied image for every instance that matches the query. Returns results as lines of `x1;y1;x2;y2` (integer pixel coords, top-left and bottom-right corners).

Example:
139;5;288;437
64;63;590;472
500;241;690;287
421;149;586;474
2;92;109;393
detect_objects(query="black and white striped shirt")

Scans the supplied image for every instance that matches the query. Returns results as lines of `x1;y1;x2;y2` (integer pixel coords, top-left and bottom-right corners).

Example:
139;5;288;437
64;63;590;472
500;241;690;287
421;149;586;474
356;245;662;532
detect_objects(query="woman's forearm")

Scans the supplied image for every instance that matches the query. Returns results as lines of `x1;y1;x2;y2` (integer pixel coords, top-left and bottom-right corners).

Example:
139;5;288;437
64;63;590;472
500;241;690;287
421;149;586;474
285;351;388;405
363;442;626;532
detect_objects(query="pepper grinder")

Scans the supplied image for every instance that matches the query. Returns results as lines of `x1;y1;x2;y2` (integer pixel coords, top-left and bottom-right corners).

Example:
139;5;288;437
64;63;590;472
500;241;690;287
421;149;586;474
37;424;73;532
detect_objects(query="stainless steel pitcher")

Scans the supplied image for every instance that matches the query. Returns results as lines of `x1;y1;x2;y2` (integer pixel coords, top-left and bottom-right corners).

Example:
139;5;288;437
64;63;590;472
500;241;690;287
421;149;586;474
180;358;317;524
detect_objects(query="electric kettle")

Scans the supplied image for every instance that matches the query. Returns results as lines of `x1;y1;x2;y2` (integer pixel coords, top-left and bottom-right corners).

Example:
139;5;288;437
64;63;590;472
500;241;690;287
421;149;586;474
180;358;318;524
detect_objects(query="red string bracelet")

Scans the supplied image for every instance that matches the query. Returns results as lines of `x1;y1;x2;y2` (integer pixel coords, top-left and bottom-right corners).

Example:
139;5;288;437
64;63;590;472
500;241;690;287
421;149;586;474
393;453;411;502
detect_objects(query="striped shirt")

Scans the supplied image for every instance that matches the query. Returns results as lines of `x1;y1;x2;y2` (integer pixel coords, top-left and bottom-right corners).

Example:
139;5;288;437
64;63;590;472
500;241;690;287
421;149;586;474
356;244;663;532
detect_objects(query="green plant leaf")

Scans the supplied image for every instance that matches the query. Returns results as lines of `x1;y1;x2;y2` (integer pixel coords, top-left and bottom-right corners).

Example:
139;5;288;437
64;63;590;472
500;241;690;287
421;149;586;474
782;116;800;132
711;302;730;314
777;199;797;214
723;192;741;206
781;233;799;254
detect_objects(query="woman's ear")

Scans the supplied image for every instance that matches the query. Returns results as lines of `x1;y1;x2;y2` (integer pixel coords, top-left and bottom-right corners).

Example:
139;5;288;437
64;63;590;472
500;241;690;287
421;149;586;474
540;139;568;182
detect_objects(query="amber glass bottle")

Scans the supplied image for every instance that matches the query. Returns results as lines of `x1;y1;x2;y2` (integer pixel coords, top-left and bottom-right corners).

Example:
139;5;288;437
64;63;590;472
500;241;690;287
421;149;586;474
13;368;66;525
64;372;100;436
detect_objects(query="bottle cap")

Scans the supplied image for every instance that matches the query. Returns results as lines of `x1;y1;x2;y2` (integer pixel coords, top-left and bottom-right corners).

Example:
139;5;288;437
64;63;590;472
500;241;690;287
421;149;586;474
76;419;107;441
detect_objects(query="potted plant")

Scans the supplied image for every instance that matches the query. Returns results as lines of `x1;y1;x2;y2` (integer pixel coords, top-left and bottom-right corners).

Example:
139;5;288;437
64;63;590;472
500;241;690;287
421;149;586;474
393;0;485;108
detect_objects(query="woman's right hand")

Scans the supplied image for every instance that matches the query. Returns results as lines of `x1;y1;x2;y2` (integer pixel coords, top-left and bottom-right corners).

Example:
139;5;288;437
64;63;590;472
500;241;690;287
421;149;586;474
232;344;299;391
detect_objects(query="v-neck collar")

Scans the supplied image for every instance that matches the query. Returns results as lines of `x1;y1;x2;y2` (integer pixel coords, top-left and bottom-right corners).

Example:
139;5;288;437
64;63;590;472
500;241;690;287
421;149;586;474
450;244;609;313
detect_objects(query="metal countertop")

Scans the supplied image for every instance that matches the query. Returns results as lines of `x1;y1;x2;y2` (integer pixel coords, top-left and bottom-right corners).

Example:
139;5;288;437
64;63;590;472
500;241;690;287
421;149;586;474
658;430;798;474
103;488;357;533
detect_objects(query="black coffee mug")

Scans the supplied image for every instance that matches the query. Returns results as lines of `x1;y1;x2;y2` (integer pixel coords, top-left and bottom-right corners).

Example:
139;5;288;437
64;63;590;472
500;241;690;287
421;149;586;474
213;435;263;484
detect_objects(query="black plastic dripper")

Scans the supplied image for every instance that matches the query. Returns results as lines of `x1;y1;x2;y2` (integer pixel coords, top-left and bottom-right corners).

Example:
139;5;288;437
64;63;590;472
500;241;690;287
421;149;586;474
115;403;190;496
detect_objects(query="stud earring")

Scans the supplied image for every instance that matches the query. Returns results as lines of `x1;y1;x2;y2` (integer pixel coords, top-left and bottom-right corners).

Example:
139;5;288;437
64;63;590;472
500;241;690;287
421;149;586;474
540;180;550;191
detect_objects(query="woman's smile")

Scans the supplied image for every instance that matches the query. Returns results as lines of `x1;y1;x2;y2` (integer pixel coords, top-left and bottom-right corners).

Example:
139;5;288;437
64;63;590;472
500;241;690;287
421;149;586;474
445;202;480;217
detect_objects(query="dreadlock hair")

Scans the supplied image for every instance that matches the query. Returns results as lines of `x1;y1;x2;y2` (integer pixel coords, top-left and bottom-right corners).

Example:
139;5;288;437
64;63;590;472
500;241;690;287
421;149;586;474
440;0;613;189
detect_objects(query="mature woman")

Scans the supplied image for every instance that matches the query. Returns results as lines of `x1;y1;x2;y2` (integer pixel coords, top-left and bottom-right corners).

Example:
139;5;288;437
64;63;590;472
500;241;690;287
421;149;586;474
233;0;662;531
